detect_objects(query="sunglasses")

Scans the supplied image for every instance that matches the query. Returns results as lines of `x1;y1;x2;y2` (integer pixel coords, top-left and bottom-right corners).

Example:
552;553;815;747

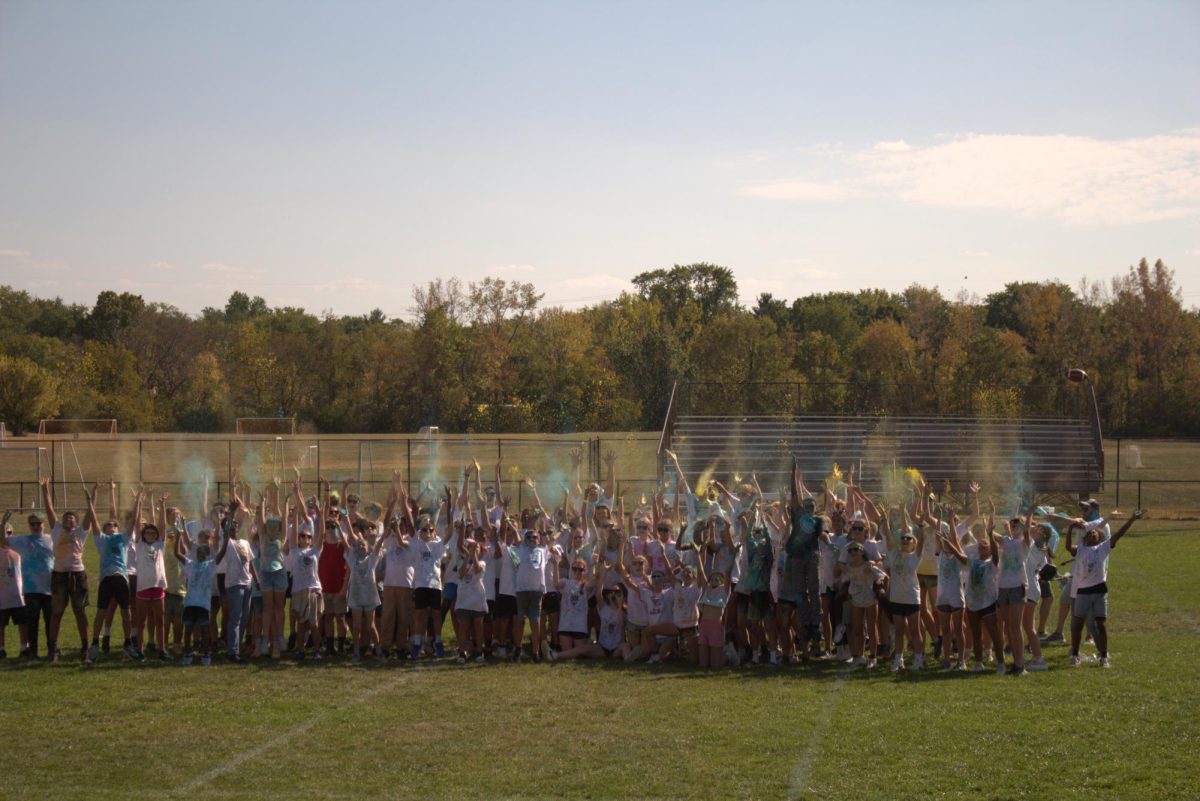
571;566;585;573
419;527;433;533
850;526;865;532
656;527;670;533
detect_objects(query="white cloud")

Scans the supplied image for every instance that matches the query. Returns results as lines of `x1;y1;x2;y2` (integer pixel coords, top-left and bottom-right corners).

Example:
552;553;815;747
1185;248;1200;257
148;261;174;270
738;180;852;201
962;250;992;258
0;248;31;259
490;263;537;275
743;132;1200;226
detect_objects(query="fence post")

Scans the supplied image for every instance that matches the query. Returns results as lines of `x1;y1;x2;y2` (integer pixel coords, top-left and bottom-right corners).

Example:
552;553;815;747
138;439;144;484
1114;437;1121;508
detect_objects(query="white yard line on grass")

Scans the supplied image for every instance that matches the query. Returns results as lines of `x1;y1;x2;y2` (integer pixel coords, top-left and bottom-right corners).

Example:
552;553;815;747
177;669;419;794
786;668;849;801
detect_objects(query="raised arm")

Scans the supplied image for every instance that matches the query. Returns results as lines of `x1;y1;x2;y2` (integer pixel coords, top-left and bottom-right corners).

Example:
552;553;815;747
108;478;119;521
664;450;692;497
1110;509;1144;547
84;482;101;534
603;450;617;502
41;479;57;528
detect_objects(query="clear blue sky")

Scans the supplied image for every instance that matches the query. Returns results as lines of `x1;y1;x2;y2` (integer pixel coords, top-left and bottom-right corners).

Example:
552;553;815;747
1;0;1197;316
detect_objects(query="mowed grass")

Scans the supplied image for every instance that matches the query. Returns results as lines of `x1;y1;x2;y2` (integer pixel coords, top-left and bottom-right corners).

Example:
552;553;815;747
1;521;1197;800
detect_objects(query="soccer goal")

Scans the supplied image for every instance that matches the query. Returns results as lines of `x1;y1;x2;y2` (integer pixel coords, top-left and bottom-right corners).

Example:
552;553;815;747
37;418;118;437
235;417;297;435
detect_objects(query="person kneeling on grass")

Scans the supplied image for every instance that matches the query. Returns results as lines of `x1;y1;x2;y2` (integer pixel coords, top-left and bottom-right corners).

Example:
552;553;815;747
174;530;217;666
1066;509;1144;668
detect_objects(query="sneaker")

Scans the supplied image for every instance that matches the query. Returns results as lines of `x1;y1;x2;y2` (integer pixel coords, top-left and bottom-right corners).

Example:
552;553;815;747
513;650;524;664
81;648;93;665
1100;656;1111;668
457;653;467;665
833;623;846;643
134;648;146;662
769;651;779;666
972;661;985;672
118;643;134;659
866;658;876;669
88;643;100;662
891;655;904;673
547;649;558;662
1070;654;1082;667
434;641;445;658
474;653;486;664
294;651;306;663
648;654;661;664
624;644;644;663
940;659;952;670
50;647;60;664
996;662;1007;676
496;646;507;659
101;635;111;653
375;649;387;664
751;651;761;665
851;656;867;668
1042;632;1064;643
410;643;422;660
20;647;32;660
913;654;925;671
351;652;362;665
159;650;171;662
181;653;193;666
1012;666;1028;676
1028;657;1049;671
201;654;211;667
955;660;967;671
313;650;323;661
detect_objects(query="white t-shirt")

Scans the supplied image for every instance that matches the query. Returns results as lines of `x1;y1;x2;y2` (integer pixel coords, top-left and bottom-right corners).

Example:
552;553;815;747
135;538;167;590
936;550;965;609
818;534;844;592
557;578;590;634
1074;539;1112;592
672;584;702;628
515;543;548;593
598;604;623;651
410;538;447;590
998;536;1030;589
498;544;517;597
844;563;884;608
626;577;653;626
222;539;254;588
886;549;921;605
290;546;322;592
51;524;88;572
966;557;999;612
383;537;414;588
455;558;489;613
1025;543;1048;602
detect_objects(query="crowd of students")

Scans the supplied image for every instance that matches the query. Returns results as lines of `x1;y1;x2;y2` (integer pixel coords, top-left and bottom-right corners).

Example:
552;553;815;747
0;448;1143;674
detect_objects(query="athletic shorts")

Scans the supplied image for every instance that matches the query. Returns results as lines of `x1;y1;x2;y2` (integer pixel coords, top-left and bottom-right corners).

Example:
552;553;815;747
889;602;920;618
137;587;166;602
250;595;263;613
936;603;963;614
997;586;1026;606
442;583;458;603
128;573;138;596
1038;578;1053;600
259;568;287;592
494;594;517;618
969;603;997;618
165;593;184;622
698;618;723;648
748;590;774;621
558;630;588;640
541;591;561;615
322;593;348;616
293;588;324;626
1073;591;1107;620
51;571;89;613
414;587;442;611
97;575;131;610
182;605;210;627
516;590;543;620
918;574;938;590
0;607;23;626
456;608;485;620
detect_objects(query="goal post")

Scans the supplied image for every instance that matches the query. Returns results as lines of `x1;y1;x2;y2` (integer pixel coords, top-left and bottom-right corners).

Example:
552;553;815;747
37;418;118;437
235;417;297;435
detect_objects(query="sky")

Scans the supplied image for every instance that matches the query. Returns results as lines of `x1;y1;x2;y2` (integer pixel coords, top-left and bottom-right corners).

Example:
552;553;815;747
1;0;1198;318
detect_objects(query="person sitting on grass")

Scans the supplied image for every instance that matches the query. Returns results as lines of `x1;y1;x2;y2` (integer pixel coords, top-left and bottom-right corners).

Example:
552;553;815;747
553;557;595;660
173;525;218;666
1066;509;1144;668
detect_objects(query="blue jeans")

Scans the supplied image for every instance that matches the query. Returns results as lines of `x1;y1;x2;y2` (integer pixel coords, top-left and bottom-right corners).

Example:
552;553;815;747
225;585;251;656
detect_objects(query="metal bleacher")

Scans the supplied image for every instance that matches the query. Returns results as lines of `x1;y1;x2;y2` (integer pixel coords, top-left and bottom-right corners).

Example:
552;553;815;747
659;384;1104;495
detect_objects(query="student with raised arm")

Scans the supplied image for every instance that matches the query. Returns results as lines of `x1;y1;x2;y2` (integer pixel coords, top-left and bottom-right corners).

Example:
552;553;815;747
285;474;326;661
1022;519;1053;671
339;508;385;663
996;497;1035;675
1066;509;1143;668
254;479;288;658
217;491;257;663
41;478;92;663
960;503;1004;673
934;508;968;670
7;508;53;659
782;457;823;663
881;507;925;671
128;491;170;661
84;481;132;662
409;488;451;660
615;527;654;662
840;539;886;669
555;556;612;660
0;513;25;659
453;527;489;663
173;521;218;666
695;547;729;669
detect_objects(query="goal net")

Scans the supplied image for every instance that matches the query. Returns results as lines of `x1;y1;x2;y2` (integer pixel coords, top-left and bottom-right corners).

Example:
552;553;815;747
236;417;297;435
37;418;118;437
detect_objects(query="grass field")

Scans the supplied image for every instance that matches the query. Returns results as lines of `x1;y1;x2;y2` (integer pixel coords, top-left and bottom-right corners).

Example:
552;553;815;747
1;520;1197;800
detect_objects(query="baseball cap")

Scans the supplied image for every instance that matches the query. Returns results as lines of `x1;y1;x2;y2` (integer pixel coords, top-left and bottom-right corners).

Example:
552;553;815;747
1079;499;1100;509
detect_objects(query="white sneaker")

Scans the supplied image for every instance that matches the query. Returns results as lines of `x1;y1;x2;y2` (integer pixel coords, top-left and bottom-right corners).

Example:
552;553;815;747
833;623;846;643
769;651;779;666
1028;657;1049;671
913;654;924;671
496;646;507;659
648;654;661;664
891;655;904;672
724;643;741;666
955;660;967;671
996;662;1007;676
972;661;985;672
1070;654;1082;667
1100;656;1111;668
851;656;867;668
751;650;761;665
547;649;559;662
866;658;876;669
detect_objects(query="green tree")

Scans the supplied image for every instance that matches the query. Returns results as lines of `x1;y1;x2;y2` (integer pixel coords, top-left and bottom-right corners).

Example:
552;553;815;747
0;355;59;433
632;263;739;325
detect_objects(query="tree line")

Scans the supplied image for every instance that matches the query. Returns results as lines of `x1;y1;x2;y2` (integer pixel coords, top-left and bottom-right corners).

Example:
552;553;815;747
0;258;1195;437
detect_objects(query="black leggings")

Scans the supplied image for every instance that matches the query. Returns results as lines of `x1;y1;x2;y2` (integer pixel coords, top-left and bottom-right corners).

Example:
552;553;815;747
23;593;52;656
